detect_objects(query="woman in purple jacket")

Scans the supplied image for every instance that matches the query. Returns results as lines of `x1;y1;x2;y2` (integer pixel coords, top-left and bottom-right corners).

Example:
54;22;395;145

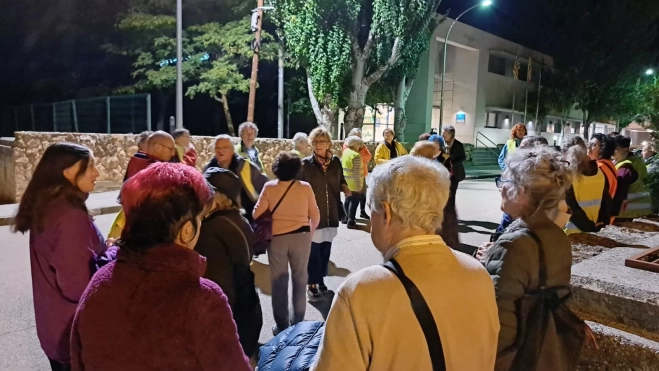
13;142;117;371
70;162;251;371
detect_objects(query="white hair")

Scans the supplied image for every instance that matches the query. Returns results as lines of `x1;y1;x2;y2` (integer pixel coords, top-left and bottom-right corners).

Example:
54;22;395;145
214;134;232;145
238;122;259;137
292;132;308;147
345;135;363;151
348;128;362;137
369;156;450;234
504;146;574;215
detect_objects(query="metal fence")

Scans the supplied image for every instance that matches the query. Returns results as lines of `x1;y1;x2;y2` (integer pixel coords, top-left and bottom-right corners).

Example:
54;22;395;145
0;94;152;137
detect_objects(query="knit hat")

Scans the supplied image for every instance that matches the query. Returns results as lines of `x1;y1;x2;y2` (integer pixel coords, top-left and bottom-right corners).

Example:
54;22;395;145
204;167;242;206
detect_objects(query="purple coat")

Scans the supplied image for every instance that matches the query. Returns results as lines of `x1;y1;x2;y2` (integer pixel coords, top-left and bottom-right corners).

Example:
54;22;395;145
70;244;251;371
29;200;115;363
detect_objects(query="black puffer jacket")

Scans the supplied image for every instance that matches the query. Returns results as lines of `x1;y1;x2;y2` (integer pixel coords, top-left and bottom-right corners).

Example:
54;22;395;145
298;155;347;230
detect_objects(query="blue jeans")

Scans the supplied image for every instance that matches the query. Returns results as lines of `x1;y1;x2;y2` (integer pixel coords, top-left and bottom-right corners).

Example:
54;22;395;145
307;241;332;284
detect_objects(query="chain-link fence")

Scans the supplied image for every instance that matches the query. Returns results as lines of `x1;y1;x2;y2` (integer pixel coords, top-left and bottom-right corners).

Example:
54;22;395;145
0;94;151;137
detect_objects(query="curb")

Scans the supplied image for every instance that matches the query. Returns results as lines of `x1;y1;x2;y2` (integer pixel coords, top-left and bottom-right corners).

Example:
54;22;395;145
0;205;122;227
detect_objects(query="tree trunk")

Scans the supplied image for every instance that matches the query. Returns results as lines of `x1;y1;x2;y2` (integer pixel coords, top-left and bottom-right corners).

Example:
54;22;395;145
306;70;336;133
216;94;236;136
583;109;591;138
394;76;415;142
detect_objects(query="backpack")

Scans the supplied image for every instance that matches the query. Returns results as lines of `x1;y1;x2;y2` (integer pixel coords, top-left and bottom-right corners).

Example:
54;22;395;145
495;230;587;371
251;181;296;255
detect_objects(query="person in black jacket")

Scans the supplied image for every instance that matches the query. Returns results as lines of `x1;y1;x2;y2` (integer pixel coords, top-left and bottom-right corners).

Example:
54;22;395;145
195;167;263;359
298;127;350;301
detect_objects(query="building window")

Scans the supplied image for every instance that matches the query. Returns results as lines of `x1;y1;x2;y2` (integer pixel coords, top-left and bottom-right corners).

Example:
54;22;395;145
486;112;497;128
488;55;506;76
361;104;395;142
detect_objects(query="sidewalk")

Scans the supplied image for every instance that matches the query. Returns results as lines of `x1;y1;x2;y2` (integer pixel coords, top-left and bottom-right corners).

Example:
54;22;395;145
464;164;501;180
0;191;121;227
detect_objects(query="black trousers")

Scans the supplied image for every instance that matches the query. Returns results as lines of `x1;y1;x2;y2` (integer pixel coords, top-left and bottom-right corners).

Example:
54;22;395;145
344;191;367;217
439;180;461;252
346;193;362;223
49;359;71;371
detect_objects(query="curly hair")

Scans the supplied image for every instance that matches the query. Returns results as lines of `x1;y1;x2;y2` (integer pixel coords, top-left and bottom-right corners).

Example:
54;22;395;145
510;123;527;139
119;162;213;251
13;143;91;234
272;152;302;181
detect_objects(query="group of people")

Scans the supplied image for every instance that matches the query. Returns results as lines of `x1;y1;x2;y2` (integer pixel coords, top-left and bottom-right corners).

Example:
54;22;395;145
18;118;634;371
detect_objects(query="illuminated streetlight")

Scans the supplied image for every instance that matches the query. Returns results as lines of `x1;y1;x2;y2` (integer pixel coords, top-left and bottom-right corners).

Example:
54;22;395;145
439;1;493;129
646;69;655;76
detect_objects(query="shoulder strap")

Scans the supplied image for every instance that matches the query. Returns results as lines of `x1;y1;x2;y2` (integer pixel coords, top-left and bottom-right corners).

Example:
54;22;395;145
271;181;296;214
525;229;547;288
383;259;446;371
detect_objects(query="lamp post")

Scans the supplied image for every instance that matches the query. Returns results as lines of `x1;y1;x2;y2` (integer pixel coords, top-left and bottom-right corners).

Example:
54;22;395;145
439;0;492;130
175;0;183;130
646;69;655;76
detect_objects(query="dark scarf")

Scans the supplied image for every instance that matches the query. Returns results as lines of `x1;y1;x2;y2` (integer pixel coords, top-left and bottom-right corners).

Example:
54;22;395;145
385;140;398;159
313;150;332;171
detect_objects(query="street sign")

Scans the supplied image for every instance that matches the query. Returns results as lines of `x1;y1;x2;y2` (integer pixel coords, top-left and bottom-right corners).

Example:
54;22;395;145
456;112;466;123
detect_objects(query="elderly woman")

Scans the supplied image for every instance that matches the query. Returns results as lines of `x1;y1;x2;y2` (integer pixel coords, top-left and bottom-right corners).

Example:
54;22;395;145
235;121;265;172
374;128;408;165
342;128;372;220
71;163;251;370
482;147;575;368
291;132;311;157
342;135;366;228
299;127;350;301
196;167;262;358
312;156;499;370
498;123;527;170
254;152;320;335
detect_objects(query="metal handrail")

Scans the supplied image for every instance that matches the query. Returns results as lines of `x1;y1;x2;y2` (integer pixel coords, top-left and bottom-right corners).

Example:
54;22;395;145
476;131;498;148
475;138;501;158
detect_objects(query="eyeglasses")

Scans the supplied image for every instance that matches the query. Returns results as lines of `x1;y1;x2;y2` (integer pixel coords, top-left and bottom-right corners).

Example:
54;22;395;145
495;177;511;189
312;140;330;146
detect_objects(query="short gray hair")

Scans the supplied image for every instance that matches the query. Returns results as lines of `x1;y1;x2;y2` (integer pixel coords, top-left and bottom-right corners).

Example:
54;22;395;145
504;146;574;215
345;135;363;151
238;122;259;137
442;126;456;136
369;156;450;234
292;132;308;147
348;128;362;137
214;134;232;145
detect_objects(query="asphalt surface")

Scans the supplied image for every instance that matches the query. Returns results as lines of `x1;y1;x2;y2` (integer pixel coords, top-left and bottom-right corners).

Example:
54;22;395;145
0;179;502;370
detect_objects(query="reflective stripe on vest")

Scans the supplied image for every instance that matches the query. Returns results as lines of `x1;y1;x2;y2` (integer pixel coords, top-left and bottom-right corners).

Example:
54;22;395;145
566;170;605;234
342;148;363;191
616;156;652;218
506;139;517;155
239;162;259;202
597;159;617;198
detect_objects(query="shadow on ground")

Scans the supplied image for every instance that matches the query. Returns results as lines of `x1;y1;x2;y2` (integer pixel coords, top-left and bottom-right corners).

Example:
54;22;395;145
252;261;352;297
309;291;336;319
458;219;499;235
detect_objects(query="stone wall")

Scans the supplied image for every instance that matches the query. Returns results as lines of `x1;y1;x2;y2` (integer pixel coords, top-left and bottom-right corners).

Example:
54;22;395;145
0;139;16;203
4;132;412;201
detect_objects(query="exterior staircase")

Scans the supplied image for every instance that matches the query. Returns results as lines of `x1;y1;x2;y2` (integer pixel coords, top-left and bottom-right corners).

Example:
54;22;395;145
471;147;500;166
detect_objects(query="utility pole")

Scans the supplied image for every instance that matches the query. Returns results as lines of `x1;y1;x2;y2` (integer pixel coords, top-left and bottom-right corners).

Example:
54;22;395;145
278;42;285;138
175;0;183;129
247;0;264;122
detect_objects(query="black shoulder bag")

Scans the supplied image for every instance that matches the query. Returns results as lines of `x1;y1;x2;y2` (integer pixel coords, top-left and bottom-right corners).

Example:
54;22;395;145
383;259;447;371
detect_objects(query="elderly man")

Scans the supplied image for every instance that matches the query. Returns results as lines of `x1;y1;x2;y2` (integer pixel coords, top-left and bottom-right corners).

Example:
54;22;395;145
206;135;267;221
291;132;310;157
613;135;651;220
235;122;265;172
312;156;499;371
642;143;657;166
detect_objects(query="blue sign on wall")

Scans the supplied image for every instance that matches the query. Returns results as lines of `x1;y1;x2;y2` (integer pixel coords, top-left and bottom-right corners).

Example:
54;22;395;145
456;112;466;123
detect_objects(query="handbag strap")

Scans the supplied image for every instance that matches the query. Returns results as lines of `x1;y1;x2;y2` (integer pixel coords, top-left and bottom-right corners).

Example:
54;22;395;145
525;229;547;288
383;259;446;371
271;181;296;214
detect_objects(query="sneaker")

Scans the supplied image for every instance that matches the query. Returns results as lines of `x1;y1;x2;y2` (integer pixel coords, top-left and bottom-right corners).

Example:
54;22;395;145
307;285;323;302
318;282;328;293
360;212;370;220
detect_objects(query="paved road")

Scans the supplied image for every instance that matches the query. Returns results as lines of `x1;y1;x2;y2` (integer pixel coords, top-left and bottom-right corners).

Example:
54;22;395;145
0;179;502;370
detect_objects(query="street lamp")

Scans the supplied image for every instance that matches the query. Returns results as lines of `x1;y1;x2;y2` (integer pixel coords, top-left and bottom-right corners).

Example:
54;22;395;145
439;1;493;130
175;0;183;130
646;69;655;76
